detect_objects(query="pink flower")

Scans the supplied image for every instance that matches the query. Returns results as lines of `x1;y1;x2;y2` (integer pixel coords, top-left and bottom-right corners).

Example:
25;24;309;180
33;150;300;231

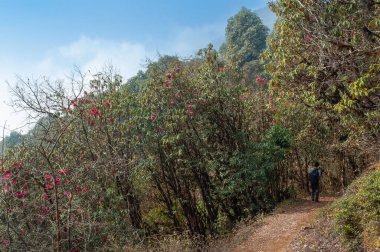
187;104;193;109
175;93;180;99
2;239;9;247
150;115;156;120
15;192;27;198
3;186;10;191
90;108;100;117
10;180;16;185
4;172;11;179
45;174;51;181
136;135;142;141
170;100;175;105
163;80;170;87
166;72;173;79
82;186;89;191
45;184;54;190
109;117;114;123
186;110;194;116
59;169;68;175
105;101;111;107
42;193;49;199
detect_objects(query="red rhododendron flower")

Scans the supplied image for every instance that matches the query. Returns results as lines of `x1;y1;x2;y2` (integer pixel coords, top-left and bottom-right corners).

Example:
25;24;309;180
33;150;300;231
4;172;11;179
10;180;16;185
45;174;51;181
150;115;156;120
90;108;100;117
175;93;180;98
186;110;194;116
109;117;114;123
187;104;193;109
105;101;111;107
45;184;54;190
166;72;173;79
59;169;68;175
82;186;89;191
15;192;27;198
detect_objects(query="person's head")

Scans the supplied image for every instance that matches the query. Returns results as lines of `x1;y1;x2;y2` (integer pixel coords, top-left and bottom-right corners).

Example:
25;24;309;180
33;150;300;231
314;161;320;167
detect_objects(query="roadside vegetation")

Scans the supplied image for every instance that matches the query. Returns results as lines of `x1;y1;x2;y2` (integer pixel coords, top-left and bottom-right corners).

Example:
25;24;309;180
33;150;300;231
0;1;379;251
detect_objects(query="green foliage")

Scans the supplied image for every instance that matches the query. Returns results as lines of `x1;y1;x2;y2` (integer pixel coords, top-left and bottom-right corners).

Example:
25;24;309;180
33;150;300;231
0;131;24;154
332;168;380;251
223;7;269;67
3;3;378;250
264;0;380;136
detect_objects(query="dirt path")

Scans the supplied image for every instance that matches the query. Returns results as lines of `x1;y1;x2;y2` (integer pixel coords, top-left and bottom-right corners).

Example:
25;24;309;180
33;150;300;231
230;197;336;252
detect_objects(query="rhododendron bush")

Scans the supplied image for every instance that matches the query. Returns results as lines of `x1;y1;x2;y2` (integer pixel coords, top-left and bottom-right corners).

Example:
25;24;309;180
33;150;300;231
1;52;291;250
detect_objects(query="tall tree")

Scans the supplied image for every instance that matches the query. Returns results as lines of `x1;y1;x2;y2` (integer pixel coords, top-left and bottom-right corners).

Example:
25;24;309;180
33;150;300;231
264;0;380;147
222;7;269;67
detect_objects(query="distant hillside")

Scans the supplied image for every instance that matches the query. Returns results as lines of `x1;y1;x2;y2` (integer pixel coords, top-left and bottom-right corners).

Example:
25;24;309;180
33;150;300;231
0;131;24;155
255;6;277;29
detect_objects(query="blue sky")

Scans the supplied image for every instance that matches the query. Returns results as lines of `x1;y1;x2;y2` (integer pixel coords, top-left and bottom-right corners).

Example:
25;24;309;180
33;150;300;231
0;0;271;135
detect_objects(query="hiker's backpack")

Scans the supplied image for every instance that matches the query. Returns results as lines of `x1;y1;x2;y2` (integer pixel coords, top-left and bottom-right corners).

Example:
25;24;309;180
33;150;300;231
309;168;320;183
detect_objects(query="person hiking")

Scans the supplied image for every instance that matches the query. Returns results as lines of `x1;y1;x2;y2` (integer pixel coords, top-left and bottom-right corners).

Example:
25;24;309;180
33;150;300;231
308;161;323;202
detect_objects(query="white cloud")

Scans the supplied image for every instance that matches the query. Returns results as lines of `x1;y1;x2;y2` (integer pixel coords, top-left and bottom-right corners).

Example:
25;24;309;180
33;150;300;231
0;23;225;135
57;36;152;78
0;37;152;135
164;24;225;57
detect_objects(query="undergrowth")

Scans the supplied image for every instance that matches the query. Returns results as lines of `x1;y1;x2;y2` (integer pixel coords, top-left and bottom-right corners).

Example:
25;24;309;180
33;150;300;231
329;165;380;251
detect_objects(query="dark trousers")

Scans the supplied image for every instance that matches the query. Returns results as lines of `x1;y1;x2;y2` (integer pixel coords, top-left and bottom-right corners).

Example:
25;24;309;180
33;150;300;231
310;181;319;202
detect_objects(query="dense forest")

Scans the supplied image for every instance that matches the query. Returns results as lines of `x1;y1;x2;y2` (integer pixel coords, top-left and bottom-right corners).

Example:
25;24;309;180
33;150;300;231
0;0;379;251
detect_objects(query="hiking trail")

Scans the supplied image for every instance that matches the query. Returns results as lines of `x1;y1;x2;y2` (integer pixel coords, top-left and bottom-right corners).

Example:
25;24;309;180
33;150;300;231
228;197;336;252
